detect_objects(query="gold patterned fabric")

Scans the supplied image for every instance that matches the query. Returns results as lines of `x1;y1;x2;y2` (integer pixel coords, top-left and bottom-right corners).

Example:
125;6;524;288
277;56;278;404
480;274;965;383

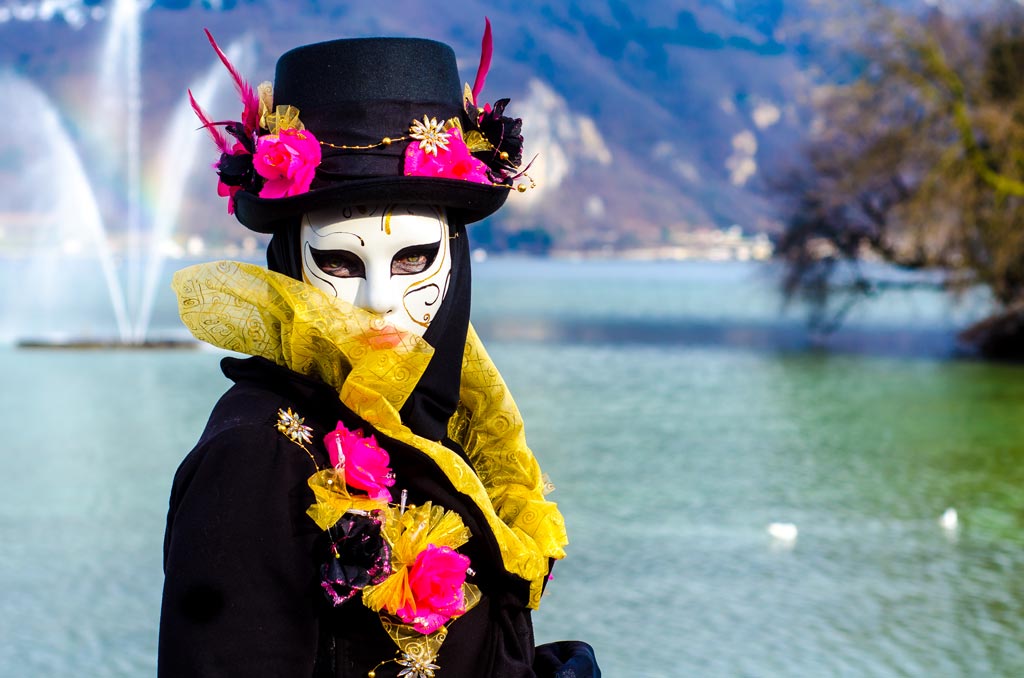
306;469;388;531
173;261;567;608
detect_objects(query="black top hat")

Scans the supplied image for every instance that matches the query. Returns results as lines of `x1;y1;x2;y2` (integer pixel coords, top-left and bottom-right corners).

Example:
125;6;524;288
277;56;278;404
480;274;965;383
218;37;517;233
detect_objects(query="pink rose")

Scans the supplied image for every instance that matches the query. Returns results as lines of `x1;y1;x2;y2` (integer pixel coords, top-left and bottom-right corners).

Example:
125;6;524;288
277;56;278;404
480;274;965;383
253;127;322;198
396;544;470;634
322;422;394;502
404;128;490;185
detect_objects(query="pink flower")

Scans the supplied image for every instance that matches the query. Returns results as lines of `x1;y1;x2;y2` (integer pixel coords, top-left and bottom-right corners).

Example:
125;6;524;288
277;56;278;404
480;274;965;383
404;128;490;185
322;422;394;502
253;128;322;198
217;180;241;214
396;545;470;634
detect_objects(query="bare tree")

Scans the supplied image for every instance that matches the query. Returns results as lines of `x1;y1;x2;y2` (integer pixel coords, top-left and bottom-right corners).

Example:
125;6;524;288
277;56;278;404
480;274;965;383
779;1;1024;356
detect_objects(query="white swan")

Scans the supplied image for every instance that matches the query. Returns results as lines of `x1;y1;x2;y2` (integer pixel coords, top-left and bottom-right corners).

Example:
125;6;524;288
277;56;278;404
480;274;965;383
939;507;958;531
767;522;798;542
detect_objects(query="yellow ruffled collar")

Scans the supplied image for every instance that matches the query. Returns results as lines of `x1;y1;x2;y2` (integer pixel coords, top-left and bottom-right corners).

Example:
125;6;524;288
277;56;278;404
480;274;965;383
173;260;566;608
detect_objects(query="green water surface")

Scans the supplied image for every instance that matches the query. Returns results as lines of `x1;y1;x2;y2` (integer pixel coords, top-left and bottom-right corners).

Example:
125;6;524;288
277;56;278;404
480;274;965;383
1;261;1021;677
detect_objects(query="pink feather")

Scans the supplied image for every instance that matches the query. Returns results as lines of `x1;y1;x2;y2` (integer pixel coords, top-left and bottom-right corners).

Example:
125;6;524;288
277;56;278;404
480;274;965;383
204;28;260;134
188;89;230;155
471;18;493;105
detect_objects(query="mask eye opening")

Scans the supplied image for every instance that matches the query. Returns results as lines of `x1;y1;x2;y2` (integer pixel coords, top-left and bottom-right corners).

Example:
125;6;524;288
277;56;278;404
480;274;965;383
309;247;367;279
391;241;440;276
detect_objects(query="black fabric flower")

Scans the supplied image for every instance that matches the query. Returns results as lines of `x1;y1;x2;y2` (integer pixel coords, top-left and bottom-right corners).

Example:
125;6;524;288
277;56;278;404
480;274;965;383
462;97;524;182
216;122;263;193
320;512;391;607
478;99;523;166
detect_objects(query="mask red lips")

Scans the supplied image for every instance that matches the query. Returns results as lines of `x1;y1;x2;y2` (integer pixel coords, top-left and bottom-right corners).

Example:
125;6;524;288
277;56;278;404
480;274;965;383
358;323;407;351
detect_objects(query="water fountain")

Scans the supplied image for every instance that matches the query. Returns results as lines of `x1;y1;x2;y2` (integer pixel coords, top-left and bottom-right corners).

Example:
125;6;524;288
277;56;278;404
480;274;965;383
4;72;132;344
3;0;253;347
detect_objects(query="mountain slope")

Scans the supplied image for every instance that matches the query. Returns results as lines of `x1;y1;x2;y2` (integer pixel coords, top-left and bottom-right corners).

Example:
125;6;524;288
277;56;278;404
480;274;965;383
2;0;839;251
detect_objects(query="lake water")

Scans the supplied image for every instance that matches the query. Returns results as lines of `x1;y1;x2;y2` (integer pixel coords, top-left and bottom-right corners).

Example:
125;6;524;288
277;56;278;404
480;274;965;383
1;259;1023;677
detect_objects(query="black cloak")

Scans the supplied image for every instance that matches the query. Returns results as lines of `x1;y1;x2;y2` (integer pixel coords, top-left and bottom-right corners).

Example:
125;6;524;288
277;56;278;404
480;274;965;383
159;222;599;676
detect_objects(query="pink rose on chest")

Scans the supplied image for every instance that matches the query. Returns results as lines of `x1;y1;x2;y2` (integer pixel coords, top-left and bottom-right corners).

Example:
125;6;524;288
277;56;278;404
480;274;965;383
396;544;471;634
253;127;322;198
323;422;395;502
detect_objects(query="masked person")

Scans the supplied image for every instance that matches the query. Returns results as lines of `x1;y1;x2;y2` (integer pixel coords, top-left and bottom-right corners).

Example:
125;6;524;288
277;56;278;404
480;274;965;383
159;27;600;678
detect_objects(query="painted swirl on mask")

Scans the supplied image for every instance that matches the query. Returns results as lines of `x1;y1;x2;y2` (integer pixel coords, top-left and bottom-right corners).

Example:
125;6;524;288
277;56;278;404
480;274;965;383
405;282;442;323
401;206;449;328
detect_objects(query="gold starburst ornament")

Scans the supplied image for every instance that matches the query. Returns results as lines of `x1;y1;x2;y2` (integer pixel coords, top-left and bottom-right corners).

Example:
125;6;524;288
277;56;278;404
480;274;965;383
408;116;450;156
276;407;313;445
396;651;441;678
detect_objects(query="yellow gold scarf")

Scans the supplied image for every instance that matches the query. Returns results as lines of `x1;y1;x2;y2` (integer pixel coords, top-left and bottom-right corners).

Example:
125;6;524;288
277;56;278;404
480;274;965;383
173;260;567;608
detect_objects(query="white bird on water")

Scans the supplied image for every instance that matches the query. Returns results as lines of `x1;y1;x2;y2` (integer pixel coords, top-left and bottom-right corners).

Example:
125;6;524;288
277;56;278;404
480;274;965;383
767;522;798;543
939;507;958;531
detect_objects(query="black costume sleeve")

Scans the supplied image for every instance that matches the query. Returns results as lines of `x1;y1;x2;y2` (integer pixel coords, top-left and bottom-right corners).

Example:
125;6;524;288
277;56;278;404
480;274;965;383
159;422;324;677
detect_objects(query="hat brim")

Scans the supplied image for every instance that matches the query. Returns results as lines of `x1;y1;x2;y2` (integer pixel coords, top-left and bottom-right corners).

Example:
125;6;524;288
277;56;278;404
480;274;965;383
234;176;510;233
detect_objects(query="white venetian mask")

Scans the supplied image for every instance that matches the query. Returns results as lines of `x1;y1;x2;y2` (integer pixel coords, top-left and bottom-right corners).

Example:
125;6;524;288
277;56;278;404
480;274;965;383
300;204;452;338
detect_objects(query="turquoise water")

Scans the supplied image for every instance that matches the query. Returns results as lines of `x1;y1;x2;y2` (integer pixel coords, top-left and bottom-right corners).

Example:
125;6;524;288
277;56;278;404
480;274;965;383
2;260;1023;677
